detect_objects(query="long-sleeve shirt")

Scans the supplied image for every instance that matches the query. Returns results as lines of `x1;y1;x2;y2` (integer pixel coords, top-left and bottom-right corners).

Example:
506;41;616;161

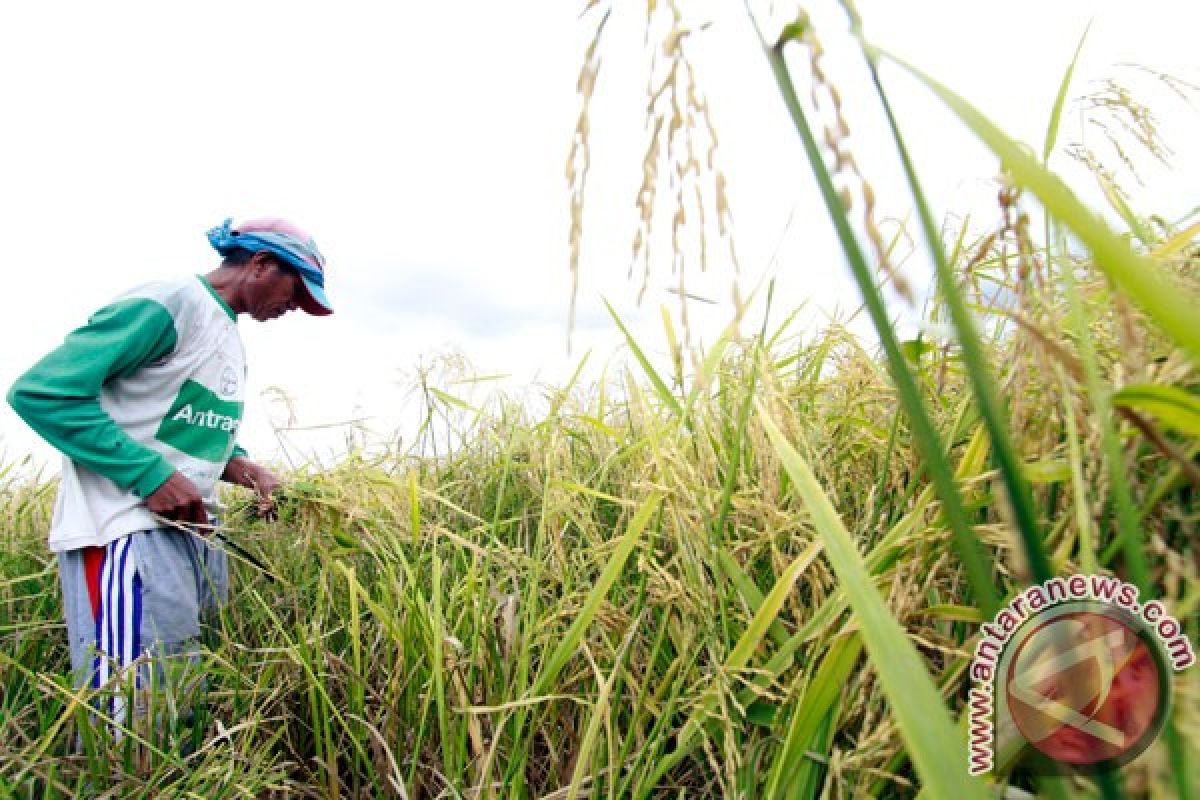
8;275;247;552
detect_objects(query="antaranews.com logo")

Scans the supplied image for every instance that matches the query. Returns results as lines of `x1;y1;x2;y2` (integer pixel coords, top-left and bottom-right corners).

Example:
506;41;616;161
967;574;1194;775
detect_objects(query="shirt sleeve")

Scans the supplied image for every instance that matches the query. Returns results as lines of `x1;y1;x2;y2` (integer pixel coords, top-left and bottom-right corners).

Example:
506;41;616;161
6;297;180;497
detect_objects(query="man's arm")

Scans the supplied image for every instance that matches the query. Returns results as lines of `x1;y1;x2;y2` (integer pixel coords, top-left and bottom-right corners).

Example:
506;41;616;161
7;298;215;524
7;298;179;497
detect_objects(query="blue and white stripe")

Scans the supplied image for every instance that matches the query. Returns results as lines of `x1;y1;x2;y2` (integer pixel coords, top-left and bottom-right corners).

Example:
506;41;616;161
92;535;144;729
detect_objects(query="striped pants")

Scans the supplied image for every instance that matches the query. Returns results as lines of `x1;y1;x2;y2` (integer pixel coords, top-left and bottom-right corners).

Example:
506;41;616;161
83;537;142;723
58;529;228;736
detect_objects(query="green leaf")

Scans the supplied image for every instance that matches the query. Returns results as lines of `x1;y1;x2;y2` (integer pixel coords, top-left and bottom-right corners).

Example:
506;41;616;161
564;613;643;800
330;523;358;550
775;14;809;49
874;44;1200;365
753;25;1002;613
916;604;983;624
765;632;862;799
1113;384;1200;436
639;539;823;795
853;31;1058;587
683;321;735;420
1042;22;1091;163
717;549;791;647
660;305;683;390
901;338;932;366
1023;458;1072;484
604;299;685;421
758;403;989;800
1153;220;1200;258
428;386;474;411
531;493;661;696
746;701;779;728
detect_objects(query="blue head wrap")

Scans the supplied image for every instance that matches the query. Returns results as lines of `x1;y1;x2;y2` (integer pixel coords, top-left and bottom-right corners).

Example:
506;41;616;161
207;217;332;315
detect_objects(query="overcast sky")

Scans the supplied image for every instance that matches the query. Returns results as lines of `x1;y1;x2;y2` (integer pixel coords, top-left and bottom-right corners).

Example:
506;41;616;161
2;0;1197;473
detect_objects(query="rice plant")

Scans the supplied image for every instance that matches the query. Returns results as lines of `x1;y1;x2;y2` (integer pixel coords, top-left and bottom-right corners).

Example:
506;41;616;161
1;3;1197;798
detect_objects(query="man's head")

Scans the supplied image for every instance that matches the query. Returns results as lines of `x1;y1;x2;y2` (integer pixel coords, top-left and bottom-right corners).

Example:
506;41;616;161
217;249;306;321
206;217;333;321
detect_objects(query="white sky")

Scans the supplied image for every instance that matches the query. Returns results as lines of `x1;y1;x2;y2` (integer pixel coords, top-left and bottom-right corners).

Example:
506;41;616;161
2;0;1197;473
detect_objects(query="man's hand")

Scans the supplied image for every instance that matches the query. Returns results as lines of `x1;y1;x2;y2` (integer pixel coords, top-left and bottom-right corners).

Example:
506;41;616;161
145;471;208;527
222;456;282;519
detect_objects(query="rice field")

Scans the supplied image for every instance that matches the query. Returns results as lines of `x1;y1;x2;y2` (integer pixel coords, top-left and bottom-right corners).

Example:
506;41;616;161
2;4;1198;799
2;229;1196;797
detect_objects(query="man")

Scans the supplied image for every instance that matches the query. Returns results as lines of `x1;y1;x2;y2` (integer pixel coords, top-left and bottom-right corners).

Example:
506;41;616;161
7;216;332;739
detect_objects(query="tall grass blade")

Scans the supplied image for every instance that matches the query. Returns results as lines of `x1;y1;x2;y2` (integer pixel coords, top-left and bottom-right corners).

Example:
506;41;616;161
660;305;684;389
847;21;1055;583
635;537;824;797
765;632;862;799
752;18;1001;614
564;613;642;800
757;404;989;800
1112;383;1200;436
874;44;1200;363
530;493;661;696
683;322;735;420
1153;220;1200;257
603;299;684;421
1057;227;1150;589
1043;23;1091;163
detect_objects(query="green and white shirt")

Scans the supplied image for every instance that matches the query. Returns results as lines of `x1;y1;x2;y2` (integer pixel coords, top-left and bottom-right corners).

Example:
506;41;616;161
8;276;247;552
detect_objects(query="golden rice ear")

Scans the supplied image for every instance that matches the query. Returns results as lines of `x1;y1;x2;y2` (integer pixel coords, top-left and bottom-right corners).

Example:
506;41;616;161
567;3;738;357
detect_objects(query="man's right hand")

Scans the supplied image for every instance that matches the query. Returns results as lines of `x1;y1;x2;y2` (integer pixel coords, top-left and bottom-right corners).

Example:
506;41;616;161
145;472;208;527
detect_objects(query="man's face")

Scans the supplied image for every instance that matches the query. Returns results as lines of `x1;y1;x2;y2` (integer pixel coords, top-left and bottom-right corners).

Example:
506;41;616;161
246;253;304;322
